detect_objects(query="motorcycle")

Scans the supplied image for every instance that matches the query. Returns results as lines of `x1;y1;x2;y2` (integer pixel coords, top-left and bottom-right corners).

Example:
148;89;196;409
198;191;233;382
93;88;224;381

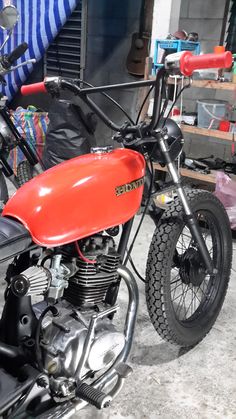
0;5;43;208
0;12;233;416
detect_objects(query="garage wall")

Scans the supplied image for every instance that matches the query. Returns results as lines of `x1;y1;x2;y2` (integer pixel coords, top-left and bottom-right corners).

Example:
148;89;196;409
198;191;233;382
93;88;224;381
11;0;143;145
84;0;143;144
178;0;233;161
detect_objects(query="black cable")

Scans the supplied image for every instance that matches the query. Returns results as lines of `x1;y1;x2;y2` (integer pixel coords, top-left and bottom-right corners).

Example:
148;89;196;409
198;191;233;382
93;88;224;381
76;79;135;125
128;253;146;283
135;85;154;124
35;305;59;372
163;80;191;126
124;159;154;266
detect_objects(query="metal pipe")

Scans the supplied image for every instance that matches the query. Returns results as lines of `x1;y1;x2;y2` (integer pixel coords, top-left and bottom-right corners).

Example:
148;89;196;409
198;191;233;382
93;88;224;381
149;68;165;130
83;96;121;131
118;218;134;263
0;342;24;360
80;79;155;94
86;266;139;391
38;266;139;419
75;305;119;379
159;135;214;273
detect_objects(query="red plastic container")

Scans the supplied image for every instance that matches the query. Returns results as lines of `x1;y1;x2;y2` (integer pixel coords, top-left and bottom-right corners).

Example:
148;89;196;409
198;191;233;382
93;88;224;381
219;120;230;132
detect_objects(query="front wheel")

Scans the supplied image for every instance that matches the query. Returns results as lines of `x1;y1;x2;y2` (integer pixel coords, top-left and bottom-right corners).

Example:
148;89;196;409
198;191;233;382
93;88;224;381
146;189;232;347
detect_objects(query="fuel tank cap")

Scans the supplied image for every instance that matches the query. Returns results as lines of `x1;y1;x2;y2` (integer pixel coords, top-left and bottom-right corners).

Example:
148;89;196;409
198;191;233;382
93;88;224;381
90;146;113;154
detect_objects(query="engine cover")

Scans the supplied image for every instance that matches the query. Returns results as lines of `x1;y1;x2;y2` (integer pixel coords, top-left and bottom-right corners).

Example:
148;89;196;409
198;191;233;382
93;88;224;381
41;301;125;379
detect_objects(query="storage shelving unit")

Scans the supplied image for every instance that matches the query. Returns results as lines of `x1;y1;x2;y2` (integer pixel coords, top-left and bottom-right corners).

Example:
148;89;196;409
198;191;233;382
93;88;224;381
143;57;236;185
160;78;236;184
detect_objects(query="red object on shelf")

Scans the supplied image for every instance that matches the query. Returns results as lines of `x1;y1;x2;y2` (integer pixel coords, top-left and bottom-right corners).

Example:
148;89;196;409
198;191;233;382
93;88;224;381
171;107;180;116
214;46;225;54
179;51;233;76
219;120;230;132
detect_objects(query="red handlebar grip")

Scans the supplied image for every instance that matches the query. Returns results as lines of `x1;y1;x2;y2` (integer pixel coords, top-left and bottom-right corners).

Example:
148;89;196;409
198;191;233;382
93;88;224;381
21;81;47;96
180;51;233;76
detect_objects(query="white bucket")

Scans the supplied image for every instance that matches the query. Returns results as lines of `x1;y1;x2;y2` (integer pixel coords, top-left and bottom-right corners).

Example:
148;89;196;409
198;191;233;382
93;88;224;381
197;99;228;129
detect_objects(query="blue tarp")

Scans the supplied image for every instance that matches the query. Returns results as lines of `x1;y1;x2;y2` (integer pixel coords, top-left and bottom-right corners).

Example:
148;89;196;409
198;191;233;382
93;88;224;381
0;0;78;100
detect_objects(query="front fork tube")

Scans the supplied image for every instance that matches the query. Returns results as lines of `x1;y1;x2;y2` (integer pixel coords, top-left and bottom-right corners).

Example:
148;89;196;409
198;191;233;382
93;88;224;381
0;156;19;188
159;136;214;275
18;138;43;173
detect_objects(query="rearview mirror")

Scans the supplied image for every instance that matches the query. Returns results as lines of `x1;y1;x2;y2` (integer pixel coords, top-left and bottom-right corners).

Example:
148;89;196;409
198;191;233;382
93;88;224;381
0;5;19;30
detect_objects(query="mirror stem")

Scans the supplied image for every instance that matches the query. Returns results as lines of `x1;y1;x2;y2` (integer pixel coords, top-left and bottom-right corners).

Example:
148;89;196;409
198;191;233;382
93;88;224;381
0;28;13;52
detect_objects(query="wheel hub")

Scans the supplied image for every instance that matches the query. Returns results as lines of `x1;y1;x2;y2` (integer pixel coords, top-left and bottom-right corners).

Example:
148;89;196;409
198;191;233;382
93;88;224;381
179;247;205;286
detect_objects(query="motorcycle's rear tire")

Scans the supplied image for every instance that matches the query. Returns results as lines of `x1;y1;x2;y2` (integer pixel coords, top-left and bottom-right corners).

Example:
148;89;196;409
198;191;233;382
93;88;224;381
16;160;34;187
145;189;232;348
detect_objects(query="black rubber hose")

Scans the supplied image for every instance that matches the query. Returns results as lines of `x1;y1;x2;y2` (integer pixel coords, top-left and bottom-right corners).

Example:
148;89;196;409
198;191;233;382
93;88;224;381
35;305;59;372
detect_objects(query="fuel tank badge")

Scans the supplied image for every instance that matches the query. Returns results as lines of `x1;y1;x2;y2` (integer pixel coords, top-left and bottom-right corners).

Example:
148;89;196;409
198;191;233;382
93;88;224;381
115;177;144;196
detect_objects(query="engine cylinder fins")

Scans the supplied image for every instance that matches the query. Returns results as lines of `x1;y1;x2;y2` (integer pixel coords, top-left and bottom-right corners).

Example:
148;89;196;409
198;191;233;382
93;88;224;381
77;253;120;274
64;252;120;307
11;266;51;297
64;281;116;306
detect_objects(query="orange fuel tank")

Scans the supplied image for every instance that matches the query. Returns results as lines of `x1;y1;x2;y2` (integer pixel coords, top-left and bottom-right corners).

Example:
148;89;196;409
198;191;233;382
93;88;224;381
3;148;145;246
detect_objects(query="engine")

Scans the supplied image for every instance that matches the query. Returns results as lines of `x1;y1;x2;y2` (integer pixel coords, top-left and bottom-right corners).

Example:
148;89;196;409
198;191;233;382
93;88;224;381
64;236;120;307
39;301;125;379
29;233;125;383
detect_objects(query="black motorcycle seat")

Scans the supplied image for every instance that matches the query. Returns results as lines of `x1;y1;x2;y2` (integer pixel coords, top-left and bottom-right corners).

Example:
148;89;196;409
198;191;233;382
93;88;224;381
0;217;32;262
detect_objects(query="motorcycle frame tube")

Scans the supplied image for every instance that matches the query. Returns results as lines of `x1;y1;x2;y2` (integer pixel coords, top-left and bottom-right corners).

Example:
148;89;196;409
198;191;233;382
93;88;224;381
118;218;134;263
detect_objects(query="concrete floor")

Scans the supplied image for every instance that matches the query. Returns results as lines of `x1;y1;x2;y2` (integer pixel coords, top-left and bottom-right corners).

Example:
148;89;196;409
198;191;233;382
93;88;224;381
0;203;235;418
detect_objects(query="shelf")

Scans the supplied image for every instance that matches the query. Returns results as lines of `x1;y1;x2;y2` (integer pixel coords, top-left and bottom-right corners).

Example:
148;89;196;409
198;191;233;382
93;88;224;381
149;76;236;90
153;163;217;184
181;124;234;141
168;78;236;90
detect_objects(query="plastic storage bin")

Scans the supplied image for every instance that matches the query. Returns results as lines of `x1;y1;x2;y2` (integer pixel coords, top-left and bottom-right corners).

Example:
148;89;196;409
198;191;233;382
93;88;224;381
153;39;201;73
197;99;228;129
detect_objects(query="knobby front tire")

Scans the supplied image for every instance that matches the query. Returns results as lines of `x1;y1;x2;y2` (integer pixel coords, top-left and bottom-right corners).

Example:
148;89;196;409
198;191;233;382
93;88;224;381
145;189;232;348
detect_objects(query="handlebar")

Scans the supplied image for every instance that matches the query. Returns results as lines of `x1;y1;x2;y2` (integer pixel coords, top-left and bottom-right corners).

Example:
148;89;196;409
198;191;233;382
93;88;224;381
180;51;232;76
21;51;233;98
21;81;47;96
20;50;234;136
7;42;28;66
0;42;28;71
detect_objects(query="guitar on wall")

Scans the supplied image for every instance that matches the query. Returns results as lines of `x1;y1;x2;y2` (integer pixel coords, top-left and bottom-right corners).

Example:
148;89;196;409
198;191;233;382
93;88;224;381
126;0;154;77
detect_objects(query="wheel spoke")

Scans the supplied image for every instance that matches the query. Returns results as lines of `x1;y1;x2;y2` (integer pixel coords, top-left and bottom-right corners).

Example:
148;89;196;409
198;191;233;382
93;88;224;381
185;288;195;318
170;271;181;284
175;284;189;316
172;282;183;301
171;280;183;294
